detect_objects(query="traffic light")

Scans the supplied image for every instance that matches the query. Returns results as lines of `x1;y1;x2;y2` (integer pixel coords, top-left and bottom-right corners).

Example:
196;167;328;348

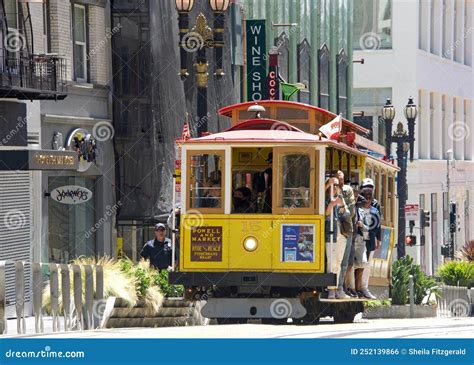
449;202;456;233
420;209;431;229
405;235;417;246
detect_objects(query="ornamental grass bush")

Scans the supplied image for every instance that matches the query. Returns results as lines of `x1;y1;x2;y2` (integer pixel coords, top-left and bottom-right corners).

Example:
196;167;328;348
42;256;170;315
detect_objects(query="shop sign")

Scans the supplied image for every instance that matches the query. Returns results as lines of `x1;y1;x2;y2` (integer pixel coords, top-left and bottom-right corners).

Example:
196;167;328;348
191;226;223;262
246;19;267;101
267;52;279;100
50;185;93;205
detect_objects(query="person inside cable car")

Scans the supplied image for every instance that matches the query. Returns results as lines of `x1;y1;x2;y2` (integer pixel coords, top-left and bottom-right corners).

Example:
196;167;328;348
254;152;273;213
233;186;254;213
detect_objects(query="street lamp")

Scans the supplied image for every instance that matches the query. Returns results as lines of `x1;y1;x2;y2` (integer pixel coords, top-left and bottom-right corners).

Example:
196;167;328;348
404;97;418;162
382;98;395;158
176;0;230;136
383;97;418;259
175;0;195;79
209;0;230;78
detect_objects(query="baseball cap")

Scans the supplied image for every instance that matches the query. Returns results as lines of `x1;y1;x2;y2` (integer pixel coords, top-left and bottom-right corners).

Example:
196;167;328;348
361;178;374;188
154;223;166;231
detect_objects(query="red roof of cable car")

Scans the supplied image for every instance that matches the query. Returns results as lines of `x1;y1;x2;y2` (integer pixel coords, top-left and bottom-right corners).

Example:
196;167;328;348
184;118;399;170
218;100;369;134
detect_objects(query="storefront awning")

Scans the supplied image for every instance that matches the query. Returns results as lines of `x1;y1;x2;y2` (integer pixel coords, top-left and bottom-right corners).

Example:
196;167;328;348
0;149;78;171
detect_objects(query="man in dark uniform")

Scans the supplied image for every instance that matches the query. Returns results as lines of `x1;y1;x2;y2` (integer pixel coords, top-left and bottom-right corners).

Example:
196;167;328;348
140;223;173;271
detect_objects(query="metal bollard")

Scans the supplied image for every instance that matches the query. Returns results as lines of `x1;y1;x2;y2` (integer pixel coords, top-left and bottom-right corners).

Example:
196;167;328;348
15;262;26;334
84;265;93;330
61;264;71;331
409;275;414;318
95;265;103;300
72;265;83;331
0;261;6;334
49;263;60;332
32;263;44;333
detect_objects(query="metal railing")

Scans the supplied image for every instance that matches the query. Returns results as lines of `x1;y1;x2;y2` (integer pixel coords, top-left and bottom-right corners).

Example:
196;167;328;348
0;52;67;93
0;260;112;335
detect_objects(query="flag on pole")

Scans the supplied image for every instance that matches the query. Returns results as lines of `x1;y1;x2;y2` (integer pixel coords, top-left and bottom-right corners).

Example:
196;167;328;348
319;114;343;140
182;121;190;141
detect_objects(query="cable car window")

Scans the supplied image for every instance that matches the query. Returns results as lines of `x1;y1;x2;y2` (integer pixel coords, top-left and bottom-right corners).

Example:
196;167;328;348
279;154;311;209
188;152;224;211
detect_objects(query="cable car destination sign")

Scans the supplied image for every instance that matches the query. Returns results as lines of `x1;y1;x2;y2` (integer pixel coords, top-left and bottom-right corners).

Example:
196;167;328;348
246;19;267;101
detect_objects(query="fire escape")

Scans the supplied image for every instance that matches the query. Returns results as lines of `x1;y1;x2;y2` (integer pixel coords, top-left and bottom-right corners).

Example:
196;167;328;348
0;0;67;100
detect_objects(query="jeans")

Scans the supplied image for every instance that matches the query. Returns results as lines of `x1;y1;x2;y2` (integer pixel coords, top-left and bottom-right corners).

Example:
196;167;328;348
337;235;352;290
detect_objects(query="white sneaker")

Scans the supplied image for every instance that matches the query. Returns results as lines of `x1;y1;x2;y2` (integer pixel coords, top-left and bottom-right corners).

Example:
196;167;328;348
335;289;350;299
327;289;336;299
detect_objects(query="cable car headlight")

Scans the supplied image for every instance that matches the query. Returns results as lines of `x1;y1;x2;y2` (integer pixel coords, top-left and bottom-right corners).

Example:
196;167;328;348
243;236;258;252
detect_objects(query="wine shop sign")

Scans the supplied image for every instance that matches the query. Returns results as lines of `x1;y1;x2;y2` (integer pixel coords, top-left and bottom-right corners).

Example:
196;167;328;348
50;185;92;205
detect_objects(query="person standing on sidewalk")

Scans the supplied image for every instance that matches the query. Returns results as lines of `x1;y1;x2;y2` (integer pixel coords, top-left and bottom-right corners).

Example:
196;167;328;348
140;223;173;271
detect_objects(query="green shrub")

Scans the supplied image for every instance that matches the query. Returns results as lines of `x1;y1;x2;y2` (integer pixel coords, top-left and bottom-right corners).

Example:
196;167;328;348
391;255;439;305
437;260;474;287
363;299;391;309
153;269;184;298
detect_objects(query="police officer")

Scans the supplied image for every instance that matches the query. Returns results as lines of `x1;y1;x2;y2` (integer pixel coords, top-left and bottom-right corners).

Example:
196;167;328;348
140;223;173;271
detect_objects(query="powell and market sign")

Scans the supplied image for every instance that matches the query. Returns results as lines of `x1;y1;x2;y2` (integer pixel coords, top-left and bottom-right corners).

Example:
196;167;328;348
246;19;267;101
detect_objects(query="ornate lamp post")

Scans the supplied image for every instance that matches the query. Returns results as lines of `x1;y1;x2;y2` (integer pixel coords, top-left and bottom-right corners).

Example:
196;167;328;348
384;97;418;258
175;0;230;137
404;97;418;162
382;98;396;158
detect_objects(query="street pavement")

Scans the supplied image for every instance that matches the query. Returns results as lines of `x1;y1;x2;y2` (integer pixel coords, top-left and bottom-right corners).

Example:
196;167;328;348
6;316;474;339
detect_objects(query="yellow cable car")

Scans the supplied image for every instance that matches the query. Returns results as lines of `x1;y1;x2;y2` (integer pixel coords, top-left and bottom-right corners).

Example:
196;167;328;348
170;101;399;324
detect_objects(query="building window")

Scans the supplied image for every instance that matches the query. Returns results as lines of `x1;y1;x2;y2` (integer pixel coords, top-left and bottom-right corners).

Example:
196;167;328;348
318;44;330;110
353;0;392;50
465;0;473;66
297;39;310;104
43;0;51;53
418;0;429;51
353;87;392;145
336;49;348;117
72;4;88;82
4;0;18;29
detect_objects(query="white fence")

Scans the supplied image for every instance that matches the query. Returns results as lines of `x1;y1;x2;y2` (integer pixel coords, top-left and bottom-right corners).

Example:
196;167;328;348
436;284;473;318
0;260;111;335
